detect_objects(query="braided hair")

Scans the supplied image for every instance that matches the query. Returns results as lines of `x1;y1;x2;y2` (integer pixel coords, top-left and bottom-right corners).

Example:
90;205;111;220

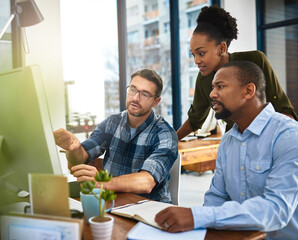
194;5;238;48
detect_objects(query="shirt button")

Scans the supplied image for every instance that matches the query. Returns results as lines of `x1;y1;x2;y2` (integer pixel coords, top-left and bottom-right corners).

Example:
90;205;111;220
241;192;244;196
241;166;244;171
256;166;260;170
242;142;246;146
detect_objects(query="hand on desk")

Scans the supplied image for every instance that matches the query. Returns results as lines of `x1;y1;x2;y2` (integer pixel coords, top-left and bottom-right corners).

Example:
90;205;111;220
155;206;194;233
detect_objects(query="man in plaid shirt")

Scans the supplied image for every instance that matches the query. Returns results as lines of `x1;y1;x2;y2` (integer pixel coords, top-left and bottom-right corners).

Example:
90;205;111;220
54;69;178;203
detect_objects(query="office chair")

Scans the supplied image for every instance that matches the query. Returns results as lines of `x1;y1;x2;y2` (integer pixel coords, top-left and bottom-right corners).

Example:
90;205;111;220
168;153;181;205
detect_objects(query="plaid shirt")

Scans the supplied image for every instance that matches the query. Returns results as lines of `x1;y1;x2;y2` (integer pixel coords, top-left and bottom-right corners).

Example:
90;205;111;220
81;110;178;203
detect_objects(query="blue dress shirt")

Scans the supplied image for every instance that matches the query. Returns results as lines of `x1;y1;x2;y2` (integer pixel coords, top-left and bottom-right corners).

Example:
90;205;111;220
81;110;178;203
191;103;298;240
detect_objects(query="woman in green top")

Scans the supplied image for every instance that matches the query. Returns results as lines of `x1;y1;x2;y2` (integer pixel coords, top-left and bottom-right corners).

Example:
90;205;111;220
177;5;297;140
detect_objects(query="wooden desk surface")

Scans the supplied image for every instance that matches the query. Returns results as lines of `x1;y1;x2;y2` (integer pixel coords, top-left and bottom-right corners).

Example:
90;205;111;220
178;132;221;173
178;130;222;153
82;193;266;240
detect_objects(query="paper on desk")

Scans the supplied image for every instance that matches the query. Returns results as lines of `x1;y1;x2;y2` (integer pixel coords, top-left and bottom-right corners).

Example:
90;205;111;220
127;222;206;240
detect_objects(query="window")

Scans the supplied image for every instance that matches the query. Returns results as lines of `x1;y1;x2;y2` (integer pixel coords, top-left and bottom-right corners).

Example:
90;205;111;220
127;31;139;43
60;0;119;141
0;0;13;72
164;22;170;33
127;5;138;17
180;1;210;123
258;0;298;112
126;0;172;124
187;10;200;28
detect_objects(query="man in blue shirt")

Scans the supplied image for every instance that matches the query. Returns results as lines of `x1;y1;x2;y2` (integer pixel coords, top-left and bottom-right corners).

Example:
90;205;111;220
155;61;298;239
54;69;178;203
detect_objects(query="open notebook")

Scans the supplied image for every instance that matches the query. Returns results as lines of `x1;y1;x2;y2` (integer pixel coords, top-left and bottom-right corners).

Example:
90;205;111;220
110;200;174;229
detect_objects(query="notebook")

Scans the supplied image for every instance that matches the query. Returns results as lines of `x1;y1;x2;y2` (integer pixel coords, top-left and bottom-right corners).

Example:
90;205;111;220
111;200;174;229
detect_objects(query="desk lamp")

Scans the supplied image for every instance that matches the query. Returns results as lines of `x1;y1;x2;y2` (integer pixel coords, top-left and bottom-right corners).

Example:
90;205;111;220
0;0;44;40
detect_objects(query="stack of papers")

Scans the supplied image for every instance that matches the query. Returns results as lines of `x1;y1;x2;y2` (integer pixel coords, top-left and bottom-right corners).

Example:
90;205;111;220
127;222;206;240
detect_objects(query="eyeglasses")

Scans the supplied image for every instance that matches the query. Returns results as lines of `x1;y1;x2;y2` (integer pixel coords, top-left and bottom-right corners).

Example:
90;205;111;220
126;86;158;101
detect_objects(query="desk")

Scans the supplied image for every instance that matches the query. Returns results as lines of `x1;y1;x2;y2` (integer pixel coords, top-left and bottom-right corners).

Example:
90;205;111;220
82;193;266;240
179;131;221;174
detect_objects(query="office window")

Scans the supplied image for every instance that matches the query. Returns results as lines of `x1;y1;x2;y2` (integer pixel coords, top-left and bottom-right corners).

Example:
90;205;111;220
60;0;119;141
264;0;298;23
127;5;138;17
179;0;210;123
164;21;170;33
126;0;172;125
127;31;139;43
187;10;200;28
0;0;13;72
258;0;298;112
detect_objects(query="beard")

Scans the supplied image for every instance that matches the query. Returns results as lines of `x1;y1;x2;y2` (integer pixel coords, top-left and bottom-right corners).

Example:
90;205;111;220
213;102;232;119
126;101;150;117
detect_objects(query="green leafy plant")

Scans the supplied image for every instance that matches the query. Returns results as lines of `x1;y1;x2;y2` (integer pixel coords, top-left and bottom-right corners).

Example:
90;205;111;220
81;169;117;218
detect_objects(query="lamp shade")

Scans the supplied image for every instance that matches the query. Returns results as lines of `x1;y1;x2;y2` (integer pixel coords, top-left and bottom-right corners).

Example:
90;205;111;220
17;0;44;27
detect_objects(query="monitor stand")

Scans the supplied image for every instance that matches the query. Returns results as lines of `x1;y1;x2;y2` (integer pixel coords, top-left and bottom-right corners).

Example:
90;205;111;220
0;178;31;216
0;172;30;213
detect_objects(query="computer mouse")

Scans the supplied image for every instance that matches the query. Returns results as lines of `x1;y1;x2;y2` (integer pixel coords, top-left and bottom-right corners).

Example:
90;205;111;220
17;190;30;198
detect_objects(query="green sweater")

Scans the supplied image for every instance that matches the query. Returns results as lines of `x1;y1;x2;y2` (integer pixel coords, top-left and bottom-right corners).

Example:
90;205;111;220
188;50;297;131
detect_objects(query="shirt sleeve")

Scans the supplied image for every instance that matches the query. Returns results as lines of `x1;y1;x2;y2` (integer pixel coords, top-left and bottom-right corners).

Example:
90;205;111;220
141;128;178;184
81;117;110;163
188;73;213;131
191;127;298;232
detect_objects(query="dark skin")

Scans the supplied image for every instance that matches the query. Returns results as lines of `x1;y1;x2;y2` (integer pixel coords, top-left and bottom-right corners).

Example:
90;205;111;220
176;33;293;140
155;66;265;232
155;207;194;233
177;33;229;140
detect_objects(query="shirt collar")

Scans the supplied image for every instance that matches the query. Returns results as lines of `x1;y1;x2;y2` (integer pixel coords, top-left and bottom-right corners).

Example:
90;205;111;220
231;103;275;137
122;110;155;132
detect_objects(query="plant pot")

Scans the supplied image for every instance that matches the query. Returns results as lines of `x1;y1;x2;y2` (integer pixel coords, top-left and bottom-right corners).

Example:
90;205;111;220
80;189;115;224
89;215;114;240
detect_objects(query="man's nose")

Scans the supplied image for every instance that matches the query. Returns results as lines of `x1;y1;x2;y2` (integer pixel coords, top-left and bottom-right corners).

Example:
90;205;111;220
209;88;217;99
132;91;141;101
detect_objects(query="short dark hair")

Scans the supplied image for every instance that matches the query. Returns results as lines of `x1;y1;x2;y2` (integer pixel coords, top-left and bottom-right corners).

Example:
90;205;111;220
194;5;238;48
221;61;266;103
130;69;163;97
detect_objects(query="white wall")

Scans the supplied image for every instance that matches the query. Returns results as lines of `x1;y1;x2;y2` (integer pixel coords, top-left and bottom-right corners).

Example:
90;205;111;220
23;0;67;173
221;0;257;52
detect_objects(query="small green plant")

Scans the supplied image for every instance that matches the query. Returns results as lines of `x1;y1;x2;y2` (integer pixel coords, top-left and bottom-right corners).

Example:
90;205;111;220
81;169;117;218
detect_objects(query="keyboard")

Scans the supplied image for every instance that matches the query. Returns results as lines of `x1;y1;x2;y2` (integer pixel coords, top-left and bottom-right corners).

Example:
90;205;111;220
68;197;83;212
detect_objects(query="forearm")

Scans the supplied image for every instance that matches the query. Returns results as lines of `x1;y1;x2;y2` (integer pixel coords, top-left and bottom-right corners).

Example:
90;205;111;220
192;196;292;231
176;119;193;140
101;171;157;194
66;145;89;166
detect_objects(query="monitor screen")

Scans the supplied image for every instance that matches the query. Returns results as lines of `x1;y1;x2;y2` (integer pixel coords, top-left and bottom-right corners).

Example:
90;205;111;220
0;65;62;204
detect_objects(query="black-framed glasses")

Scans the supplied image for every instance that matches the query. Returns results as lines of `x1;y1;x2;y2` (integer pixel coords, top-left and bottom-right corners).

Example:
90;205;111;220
126;86;158;101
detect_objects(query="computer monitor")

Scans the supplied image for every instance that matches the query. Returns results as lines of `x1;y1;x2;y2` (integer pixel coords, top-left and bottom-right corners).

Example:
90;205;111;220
0;65;62;204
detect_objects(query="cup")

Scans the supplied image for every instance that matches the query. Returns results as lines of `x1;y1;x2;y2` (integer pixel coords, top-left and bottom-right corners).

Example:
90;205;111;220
80;189;115;224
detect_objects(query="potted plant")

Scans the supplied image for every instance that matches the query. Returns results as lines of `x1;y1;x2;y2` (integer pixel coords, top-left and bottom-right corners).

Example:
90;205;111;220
80;169;117;240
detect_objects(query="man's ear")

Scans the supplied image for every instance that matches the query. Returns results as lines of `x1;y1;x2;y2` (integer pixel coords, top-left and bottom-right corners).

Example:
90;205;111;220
245;83;256;100
153;97;161;107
